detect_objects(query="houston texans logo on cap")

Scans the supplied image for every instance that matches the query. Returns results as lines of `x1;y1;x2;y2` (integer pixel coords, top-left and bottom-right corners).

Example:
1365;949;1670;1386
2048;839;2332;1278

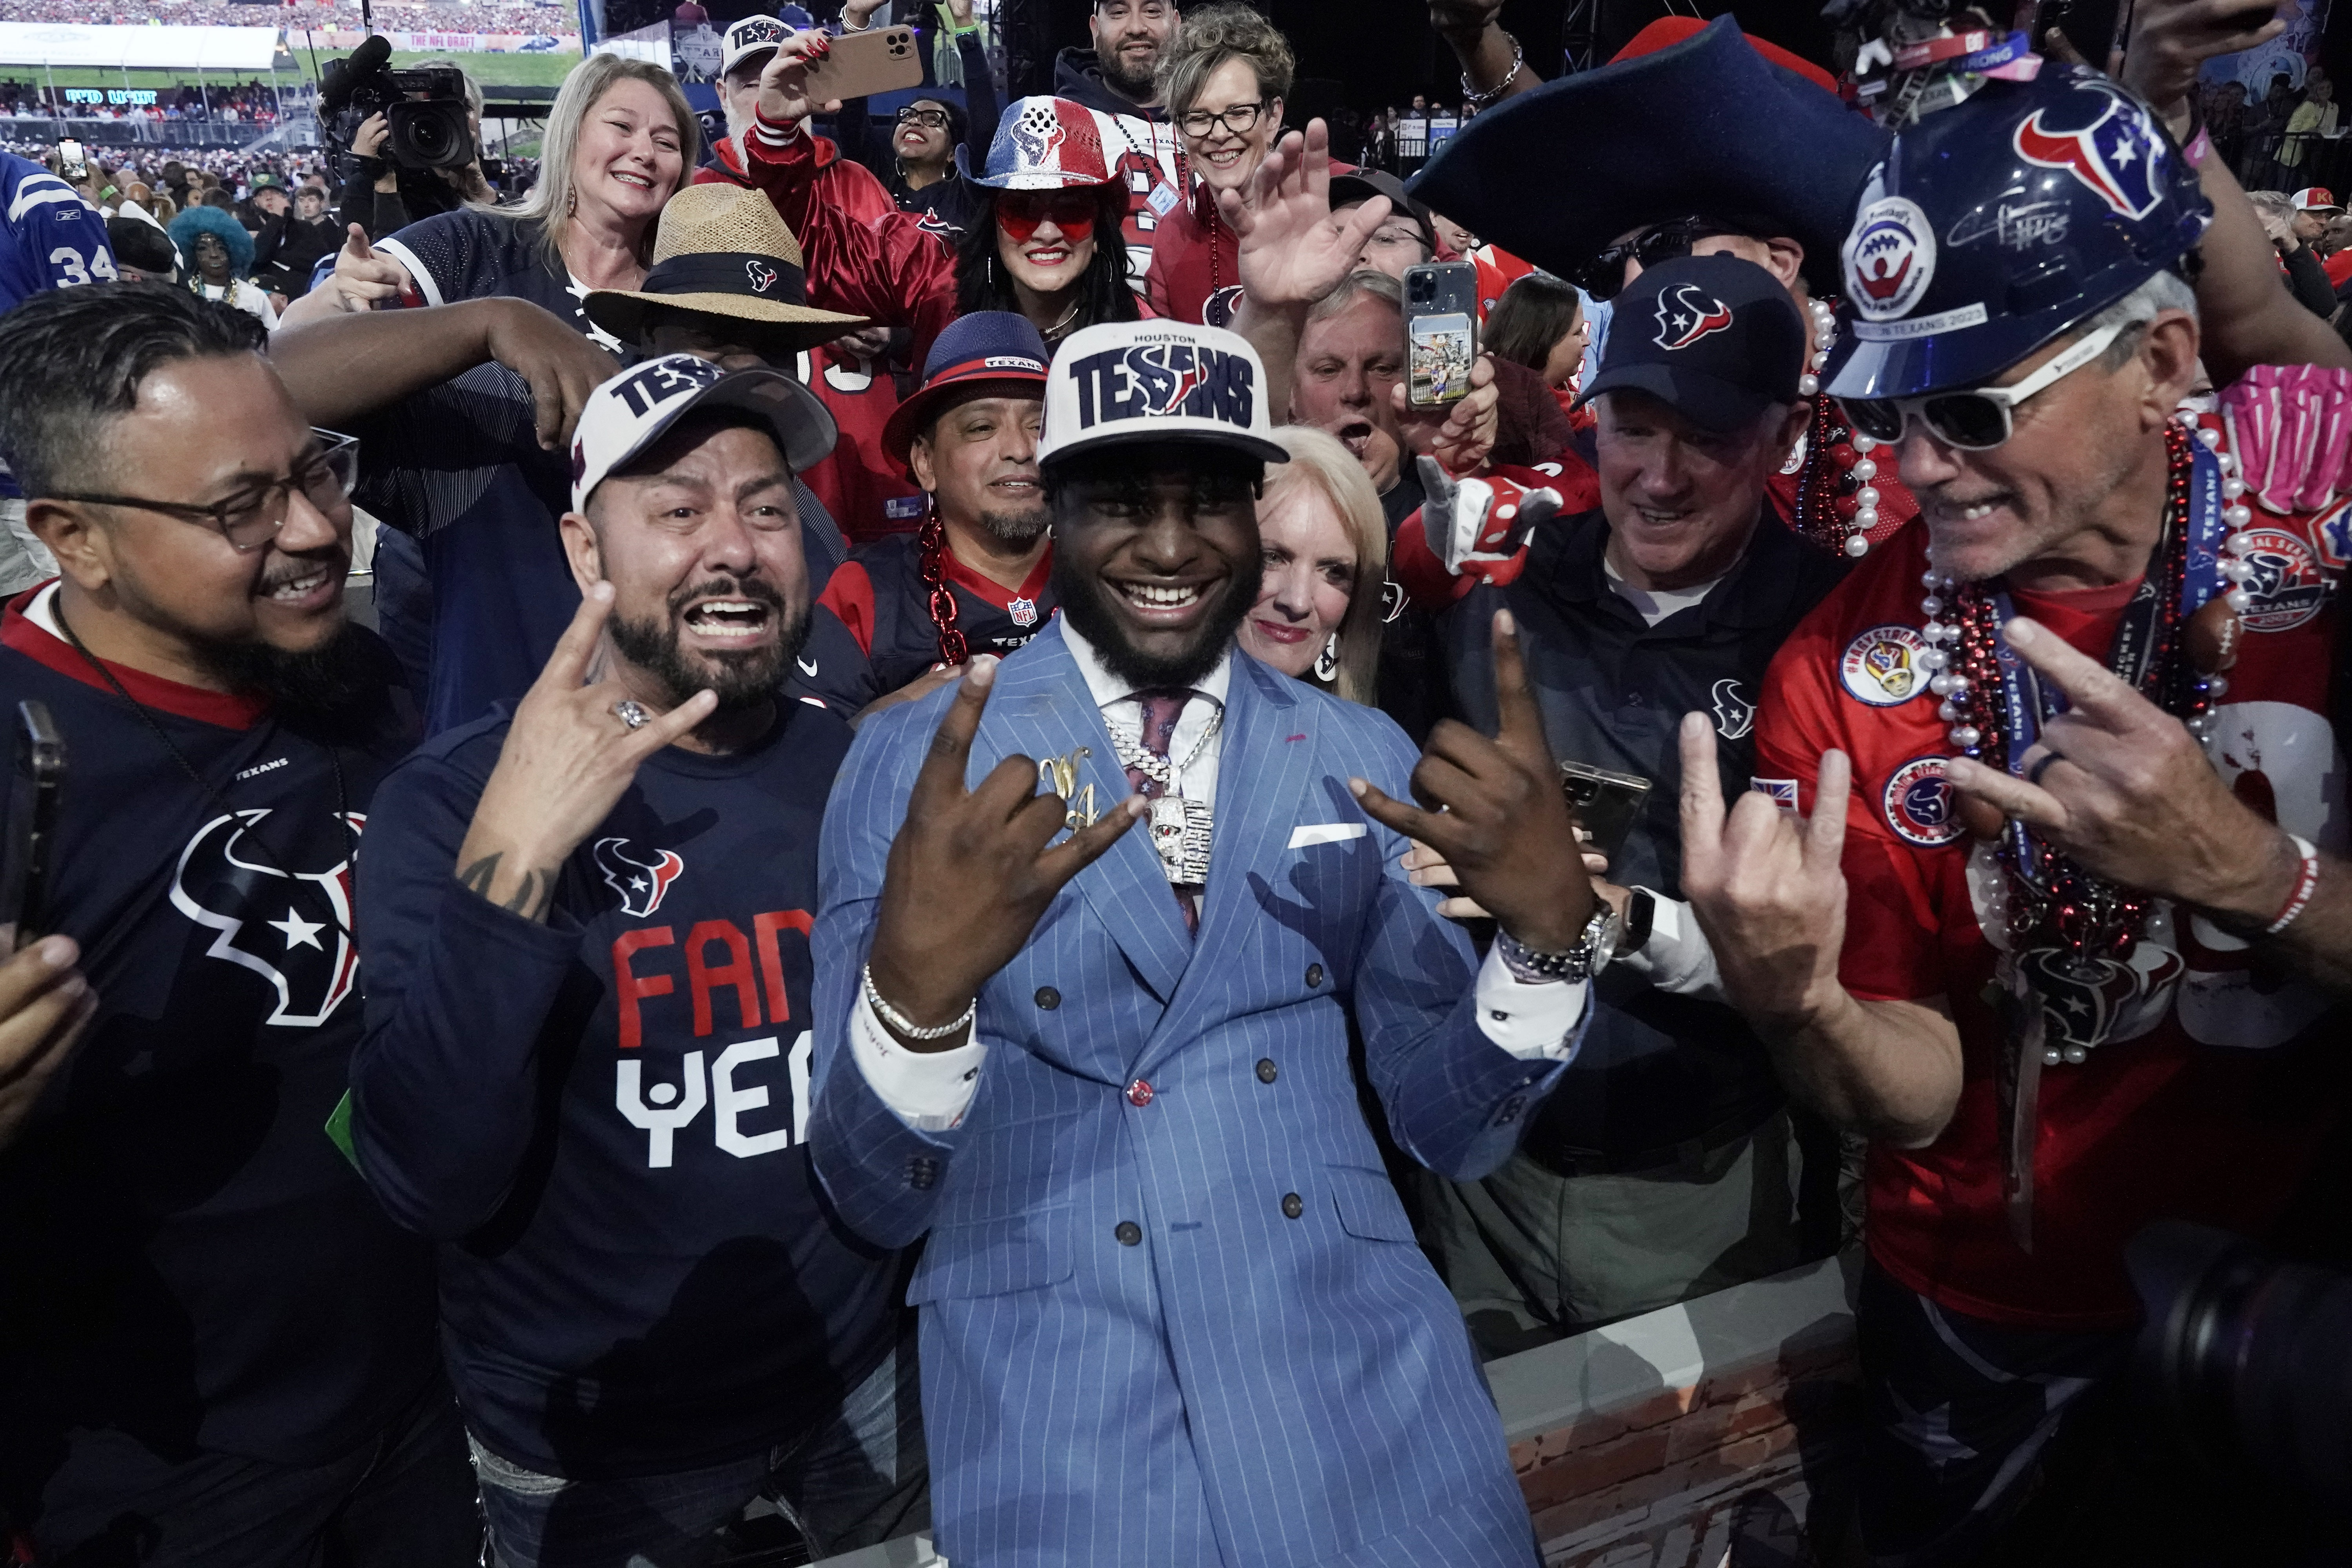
745;260;777;294
1010;100;1069;174
1064;339;1254;430
2014;85;2166;220
1038;321;1289;468
1653;283;1734;349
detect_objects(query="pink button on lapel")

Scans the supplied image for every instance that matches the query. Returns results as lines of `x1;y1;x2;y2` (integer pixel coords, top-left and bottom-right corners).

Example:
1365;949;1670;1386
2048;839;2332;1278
1127;1079;1154;1107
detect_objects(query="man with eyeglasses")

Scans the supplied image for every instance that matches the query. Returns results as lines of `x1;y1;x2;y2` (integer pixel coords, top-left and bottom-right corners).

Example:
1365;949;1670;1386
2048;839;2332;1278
0;282;477;1564
1054;0;1187;283
1688;67;2352;1564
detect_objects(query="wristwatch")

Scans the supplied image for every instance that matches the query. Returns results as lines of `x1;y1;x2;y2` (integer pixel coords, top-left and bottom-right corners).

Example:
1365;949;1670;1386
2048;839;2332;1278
1495;902;1620;985
1620;887;1657;956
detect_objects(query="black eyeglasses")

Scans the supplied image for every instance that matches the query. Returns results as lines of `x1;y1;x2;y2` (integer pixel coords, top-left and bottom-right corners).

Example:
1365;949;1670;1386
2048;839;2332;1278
895;106;951;129
1570;217;1746;301
1179;100;1269;140
49;430;359;552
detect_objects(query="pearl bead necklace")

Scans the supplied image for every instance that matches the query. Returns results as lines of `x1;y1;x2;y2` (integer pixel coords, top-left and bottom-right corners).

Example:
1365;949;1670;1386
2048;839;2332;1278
1795;296;1884;561
1917;410;2255;1067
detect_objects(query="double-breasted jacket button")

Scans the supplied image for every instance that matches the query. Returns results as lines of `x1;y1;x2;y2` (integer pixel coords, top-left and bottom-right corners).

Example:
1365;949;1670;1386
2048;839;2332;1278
1035;986;1061;1010
1114;1221;1143;1246
1305;963;1325;989
1127;1078;1154;1107
1280;1192;1304;1220
1255;1058;1278;1084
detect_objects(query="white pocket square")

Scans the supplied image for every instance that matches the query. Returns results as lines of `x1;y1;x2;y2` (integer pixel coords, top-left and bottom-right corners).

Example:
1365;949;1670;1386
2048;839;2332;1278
1288;823;1368;848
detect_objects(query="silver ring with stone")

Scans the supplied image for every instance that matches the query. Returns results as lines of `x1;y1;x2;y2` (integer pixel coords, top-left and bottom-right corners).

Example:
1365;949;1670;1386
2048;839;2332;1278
614;699;650;731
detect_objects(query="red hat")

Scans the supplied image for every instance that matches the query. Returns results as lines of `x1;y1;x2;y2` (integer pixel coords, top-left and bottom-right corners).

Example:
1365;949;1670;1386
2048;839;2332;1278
1610;17;1838;95
881;310;1053;465
2292;186;2343;212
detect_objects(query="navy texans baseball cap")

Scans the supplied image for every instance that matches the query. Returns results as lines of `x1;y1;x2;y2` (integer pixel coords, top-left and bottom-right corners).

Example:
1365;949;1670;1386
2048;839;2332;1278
1574;253;1806;432
882;310;1053;465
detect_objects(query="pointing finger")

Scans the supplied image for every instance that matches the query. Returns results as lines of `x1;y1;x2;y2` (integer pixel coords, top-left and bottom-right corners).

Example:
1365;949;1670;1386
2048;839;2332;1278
1944;753;2071;833
1486;609;1553;770
909;656;999;811
537;581;615;692
1349;776;1451;855
1677;712;1728;871
1804;749;1853;868
2002;617;2151;732
1035;794;1147;889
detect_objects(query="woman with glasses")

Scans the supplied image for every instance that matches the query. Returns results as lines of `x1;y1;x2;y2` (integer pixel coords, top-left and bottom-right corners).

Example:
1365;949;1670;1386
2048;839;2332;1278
1143;1;1294;325
833;0;1001;240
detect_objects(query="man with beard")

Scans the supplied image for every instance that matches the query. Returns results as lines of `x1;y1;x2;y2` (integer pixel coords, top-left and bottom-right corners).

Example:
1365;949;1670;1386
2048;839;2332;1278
808;319;1604;1566
811;312;1055;719
1056;0;1189;283
351;355;926;1566
0;283;475;1563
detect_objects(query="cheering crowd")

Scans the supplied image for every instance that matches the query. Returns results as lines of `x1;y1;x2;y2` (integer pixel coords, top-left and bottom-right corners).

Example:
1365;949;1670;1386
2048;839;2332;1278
2;0;2352;1564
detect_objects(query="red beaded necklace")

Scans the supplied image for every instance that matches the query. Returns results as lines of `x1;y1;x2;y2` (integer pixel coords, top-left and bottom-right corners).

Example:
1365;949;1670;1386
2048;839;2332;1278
1929;421;2207;984
916;505;970;669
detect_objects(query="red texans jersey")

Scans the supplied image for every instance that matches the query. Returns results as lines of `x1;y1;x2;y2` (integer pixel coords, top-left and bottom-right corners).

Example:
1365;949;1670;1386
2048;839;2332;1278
795;342;925;548
1753;394;2351;1328
814;532;1055;709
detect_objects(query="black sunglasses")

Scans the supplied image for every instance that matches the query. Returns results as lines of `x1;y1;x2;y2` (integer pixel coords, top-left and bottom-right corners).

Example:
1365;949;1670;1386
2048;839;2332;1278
1570;218;1747;301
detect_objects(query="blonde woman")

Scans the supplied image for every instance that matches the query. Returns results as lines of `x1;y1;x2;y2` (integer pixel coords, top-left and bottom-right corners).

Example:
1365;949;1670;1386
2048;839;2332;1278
1237;424;1389;704
284;53;698;337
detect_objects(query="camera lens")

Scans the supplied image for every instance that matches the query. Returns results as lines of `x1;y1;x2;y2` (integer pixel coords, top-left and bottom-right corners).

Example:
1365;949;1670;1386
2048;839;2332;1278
1410;274;1434;302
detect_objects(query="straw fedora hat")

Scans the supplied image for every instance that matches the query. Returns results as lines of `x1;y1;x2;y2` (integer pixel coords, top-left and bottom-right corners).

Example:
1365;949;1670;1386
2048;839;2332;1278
583;183;870;351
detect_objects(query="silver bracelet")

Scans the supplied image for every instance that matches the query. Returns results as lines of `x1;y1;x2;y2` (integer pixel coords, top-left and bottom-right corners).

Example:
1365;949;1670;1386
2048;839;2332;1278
862;963;976;1042
1461;31;1524;112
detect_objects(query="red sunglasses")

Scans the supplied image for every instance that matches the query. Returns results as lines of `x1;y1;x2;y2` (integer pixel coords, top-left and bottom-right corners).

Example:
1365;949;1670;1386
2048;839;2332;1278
996;190;1098;245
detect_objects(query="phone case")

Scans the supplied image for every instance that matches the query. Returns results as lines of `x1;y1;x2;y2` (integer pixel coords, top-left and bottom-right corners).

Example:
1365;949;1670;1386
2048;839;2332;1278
1559;761;1652;866
1404;262;1478;408
803;25;926;103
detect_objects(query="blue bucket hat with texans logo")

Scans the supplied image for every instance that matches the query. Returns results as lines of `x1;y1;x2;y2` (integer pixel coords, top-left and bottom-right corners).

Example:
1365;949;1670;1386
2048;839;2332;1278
1823;67;2212;401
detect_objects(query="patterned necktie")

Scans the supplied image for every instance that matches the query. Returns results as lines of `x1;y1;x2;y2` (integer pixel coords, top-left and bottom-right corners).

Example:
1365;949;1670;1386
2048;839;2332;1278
1123;690;1199;935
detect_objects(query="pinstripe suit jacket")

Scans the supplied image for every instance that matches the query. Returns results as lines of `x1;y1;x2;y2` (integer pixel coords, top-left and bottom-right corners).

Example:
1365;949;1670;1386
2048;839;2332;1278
811;621;1571;1568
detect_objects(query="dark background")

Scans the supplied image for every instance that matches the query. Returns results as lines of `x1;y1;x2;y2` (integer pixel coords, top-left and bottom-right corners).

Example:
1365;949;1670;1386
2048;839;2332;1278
994;0;2352;114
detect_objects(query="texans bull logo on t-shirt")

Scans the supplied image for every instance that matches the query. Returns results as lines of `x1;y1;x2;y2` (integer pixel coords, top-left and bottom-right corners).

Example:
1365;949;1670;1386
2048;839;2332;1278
1061;338;1257;432
169;808;363;1028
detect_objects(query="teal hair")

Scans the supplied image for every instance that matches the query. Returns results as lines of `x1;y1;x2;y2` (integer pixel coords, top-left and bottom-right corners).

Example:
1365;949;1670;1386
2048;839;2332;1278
167;203;254;278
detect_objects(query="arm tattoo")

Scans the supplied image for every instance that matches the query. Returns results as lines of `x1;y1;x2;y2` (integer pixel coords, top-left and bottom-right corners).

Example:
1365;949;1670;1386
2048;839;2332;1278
456;852;556;920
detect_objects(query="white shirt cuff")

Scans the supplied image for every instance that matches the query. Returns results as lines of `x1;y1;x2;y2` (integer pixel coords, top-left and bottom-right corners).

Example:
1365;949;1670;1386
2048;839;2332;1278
851;992;985;1132
1472;944;1587;1061
1610;893;1724;1002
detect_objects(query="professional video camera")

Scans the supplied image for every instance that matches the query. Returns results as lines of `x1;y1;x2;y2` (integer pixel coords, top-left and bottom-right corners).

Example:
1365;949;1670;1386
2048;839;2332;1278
319;34;475;172
2129;1220;2352;1510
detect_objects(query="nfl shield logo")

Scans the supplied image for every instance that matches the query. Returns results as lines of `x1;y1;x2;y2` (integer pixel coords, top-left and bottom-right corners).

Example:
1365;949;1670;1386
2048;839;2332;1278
1009;597;1038;627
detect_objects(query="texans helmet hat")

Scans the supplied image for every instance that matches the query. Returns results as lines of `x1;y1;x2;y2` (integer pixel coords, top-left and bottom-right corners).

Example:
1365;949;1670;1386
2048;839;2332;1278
1824;67;2211;402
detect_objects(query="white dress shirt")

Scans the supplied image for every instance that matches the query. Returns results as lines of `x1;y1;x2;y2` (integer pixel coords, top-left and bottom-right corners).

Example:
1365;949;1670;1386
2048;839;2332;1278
854;626;1588;1131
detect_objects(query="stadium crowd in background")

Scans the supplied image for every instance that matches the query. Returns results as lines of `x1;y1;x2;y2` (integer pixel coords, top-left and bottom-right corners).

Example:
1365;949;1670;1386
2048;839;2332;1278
4;1;2352;1566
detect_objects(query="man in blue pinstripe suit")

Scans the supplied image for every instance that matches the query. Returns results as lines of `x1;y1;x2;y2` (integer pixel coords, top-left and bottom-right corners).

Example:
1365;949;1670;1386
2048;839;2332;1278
810;319;1614;1567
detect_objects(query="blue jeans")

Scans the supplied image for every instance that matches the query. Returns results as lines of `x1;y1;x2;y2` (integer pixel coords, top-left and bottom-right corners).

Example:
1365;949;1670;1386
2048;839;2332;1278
471;1340;927;1568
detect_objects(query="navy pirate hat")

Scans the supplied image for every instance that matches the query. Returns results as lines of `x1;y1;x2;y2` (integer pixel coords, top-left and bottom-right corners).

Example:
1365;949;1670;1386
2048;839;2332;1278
1824;68;2212;400
1405;16;1888;291
1577;254;1807;432
882;311;1053;465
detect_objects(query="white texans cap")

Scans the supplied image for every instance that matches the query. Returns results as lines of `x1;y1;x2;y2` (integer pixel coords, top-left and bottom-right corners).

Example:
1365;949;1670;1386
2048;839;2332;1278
570;353;837;514
1037;319;1290;471
720;14;793;78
